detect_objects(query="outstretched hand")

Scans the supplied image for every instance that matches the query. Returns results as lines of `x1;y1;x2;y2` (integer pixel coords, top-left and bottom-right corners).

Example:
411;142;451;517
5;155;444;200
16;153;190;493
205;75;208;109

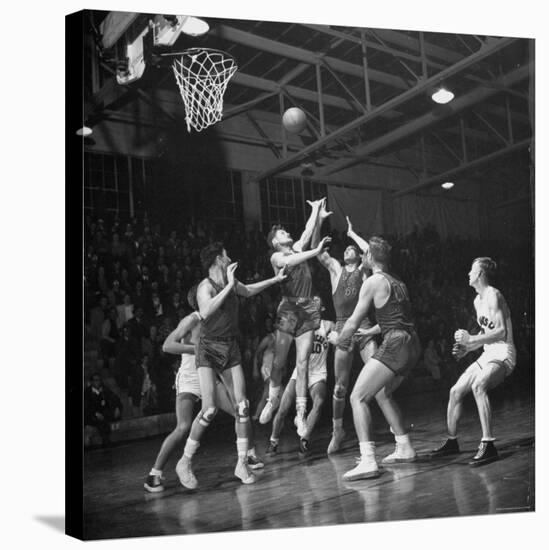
346;216;354;236
306;198;324;212
317;235;332;252
319;198;333;220
226;262;238;286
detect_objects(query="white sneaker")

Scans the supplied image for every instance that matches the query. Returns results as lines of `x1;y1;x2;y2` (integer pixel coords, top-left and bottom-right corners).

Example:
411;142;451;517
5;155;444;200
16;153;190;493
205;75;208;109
235;459;257;484
259;396;280;424
382;443;417;464
327;428;346;454
294;415;307;438
175;456;198;489
342;455;380;481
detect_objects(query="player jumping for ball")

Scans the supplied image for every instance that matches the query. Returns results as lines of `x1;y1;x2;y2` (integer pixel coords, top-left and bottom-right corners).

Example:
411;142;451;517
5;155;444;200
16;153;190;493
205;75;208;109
337;236;421;481
310;201;378;454
430;257;516;466
259;199;332;438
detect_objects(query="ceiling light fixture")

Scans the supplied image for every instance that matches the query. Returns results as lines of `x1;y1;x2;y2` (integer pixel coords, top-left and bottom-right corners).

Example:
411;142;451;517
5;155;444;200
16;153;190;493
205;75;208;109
441;181;454;190
76;126;93;137
431;87;455;104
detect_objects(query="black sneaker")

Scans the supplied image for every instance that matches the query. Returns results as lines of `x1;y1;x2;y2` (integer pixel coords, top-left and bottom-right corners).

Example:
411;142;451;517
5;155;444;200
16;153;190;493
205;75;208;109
247;454;265;470
144;474;164;493
430;438;460;457
298;438;310;457
266;440;278;457
469;441;499;466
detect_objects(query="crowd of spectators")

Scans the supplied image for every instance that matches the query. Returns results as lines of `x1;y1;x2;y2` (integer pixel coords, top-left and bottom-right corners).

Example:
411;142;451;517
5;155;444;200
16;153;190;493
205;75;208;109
84;211;535;428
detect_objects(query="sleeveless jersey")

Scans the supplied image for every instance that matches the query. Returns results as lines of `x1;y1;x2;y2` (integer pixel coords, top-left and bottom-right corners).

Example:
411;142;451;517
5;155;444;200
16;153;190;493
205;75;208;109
309;320;330;375
279;259;313;298
201;278;239;338
333;267;363;320
375;272;415;336
476;288;514;348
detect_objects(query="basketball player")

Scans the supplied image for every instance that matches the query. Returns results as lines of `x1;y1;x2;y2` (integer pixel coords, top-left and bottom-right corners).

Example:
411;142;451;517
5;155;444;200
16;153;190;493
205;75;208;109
431;257;516;465
310;202;378;454
144;286;264;493
259;199;332;437
266;296;333;457
175;243;287;489
336;236;421;480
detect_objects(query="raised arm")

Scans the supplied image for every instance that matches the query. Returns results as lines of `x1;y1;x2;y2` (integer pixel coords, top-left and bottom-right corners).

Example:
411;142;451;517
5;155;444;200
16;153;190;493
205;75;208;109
346;216;369;254
272;236;332;271
293;199;323;252
311;199;340;276
455;290;507;351
336;277;377;345
197;264;238;320
235;266;287;298
162;313;201;355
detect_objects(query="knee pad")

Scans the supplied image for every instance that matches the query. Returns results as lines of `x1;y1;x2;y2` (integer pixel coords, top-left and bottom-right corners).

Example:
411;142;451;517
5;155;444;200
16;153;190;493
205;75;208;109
236;399;250;423
333;384;347;401
198;406;218;427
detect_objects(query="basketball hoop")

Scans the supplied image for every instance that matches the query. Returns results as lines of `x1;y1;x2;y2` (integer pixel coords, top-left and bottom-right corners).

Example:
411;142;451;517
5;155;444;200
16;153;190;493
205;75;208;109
171;48;237;133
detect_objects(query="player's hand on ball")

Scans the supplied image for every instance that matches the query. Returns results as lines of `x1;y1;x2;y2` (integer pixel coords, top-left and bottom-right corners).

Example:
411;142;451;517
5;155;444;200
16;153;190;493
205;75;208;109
454;329;470;345
327;331;338;345
227;262;238;286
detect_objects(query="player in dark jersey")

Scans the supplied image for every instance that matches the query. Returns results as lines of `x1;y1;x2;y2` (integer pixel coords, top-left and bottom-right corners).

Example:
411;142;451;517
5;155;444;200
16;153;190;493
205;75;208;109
430;257;516;466
258;199;332;437
175;242;286;489
310;201;378;454
336;236;421;481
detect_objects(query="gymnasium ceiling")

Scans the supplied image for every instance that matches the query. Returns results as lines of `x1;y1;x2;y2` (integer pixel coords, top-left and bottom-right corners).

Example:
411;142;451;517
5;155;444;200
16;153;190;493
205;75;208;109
84;11;534;196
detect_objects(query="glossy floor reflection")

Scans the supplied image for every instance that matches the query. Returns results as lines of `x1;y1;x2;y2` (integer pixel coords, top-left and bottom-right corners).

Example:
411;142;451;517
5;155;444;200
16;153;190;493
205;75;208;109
83;387;534;540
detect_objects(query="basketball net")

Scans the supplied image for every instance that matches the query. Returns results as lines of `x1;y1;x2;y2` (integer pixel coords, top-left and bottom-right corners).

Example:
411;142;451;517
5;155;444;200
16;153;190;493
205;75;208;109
172;48;238;133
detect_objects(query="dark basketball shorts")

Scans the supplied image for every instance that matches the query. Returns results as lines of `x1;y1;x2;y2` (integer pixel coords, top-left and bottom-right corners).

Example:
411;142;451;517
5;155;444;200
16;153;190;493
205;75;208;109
196;337;242;373
335;318;375;352
373;329;421;376
276;298;321;338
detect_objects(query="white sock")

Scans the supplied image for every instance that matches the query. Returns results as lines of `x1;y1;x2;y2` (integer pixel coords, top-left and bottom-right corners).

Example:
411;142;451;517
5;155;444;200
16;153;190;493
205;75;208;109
481;437;495;442
270;436;279;444
183;438;199;459
236;437;248;460
395;433;412;446
296;396;307;416
149;468;162;476
359;441;376;458
448;435;458;440
247;447;256;457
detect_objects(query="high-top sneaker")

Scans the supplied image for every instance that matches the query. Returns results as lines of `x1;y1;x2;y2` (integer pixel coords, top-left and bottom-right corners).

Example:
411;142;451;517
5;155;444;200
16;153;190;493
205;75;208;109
382;443;417;464
430;438;460;457
235;459;257;484
469;440;499;466
342;455;380;481
175;456;198;489
259;396;280;424
144;473;165;493
327;428;346;454
266;440;278;457
247;453;265;470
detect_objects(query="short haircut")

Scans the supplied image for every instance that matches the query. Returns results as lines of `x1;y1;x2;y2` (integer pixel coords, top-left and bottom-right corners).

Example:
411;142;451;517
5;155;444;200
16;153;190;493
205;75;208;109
200;242;225;272
473;257;497;283
266;224;284;250
368;236;392;265
187;284;199;311
346;244;361;256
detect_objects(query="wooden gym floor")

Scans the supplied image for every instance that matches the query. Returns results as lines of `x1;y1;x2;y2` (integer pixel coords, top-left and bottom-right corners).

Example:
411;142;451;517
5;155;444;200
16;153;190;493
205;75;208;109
83;384;534;540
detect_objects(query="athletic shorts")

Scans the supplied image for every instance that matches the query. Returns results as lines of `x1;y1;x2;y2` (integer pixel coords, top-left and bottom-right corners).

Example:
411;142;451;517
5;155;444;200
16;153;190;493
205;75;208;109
196;337;242;373
476;342;516;375
276;298;321;338
290;366;327;389
373;329;421;376
175;359;201;398
335;317;375;352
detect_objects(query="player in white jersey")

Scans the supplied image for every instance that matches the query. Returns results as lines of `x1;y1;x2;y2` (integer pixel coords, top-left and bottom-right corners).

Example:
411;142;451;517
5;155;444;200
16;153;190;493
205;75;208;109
144;286;263;493
431;257;516;466
266;296;333;457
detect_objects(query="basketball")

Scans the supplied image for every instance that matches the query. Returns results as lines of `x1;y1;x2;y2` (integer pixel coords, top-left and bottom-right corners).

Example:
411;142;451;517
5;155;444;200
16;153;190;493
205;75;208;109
282;107;307;134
